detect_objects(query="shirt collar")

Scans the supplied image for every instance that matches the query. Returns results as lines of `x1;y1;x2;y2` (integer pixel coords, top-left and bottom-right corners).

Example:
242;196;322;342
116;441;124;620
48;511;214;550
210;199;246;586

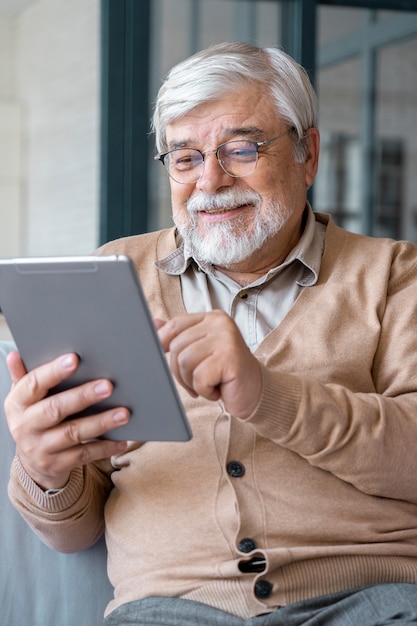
155;204;324;287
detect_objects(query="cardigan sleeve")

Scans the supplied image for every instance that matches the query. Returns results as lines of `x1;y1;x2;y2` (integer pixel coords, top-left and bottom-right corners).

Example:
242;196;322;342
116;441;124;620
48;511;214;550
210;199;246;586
245;240;417;504
8;455;113;553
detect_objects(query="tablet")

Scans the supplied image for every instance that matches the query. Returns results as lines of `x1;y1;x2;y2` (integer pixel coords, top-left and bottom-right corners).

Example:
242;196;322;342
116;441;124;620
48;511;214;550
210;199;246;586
0;255;192;442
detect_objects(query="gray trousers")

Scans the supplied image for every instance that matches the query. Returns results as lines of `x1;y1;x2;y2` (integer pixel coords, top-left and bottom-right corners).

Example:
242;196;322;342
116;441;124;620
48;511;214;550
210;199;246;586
102;583;417;625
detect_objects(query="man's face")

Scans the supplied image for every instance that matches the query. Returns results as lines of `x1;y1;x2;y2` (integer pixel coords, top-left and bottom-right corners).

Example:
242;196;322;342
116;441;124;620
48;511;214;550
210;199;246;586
165;84;319;272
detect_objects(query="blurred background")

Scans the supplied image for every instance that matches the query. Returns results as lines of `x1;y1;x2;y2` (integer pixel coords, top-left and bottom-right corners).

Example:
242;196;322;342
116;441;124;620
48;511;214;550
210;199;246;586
0;0;416;337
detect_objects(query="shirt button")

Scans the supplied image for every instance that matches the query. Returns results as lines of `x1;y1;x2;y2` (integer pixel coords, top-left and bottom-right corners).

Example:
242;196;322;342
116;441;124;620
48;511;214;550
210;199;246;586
255;580;273;599
227;461;245;477
239;290;248;299
238;538;257;553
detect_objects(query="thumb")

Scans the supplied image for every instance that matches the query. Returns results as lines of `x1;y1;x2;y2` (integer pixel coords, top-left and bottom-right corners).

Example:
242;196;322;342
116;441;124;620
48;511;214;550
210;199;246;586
6;351;27;384
154;318;167;331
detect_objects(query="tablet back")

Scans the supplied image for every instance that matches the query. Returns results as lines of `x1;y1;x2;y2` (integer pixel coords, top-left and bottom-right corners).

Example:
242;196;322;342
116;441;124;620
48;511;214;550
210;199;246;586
0;255;192;442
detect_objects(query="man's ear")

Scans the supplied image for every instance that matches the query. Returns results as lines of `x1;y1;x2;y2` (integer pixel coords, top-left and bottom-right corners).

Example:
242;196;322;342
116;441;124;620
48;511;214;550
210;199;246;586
304;127;320;188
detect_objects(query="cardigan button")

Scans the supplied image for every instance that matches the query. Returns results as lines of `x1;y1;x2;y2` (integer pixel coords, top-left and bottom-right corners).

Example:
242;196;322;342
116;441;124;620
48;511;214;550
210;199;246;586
227;461;245;477
255;580;273;599
238;538;257;553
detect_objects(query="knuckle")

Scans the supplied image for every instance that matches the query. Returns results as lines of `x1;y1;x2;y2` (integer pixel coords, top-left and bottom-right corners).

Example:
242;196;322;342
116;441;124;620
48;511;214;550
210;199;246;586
166;317;181;337
44;394;63;424
177;347;191;370
81;383;97;404
210;309;227;322
78;444;93;465
63;420;81;445
4;399;28;443
7;419;22;443
3;394;15;420
35;455;54;476
25;369;42;396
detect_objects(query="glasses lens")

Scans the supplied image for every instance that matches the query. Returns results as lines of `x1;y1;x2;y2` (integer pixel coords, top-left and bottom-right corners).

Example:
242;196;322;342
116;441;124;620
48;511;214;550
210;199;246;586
218;140;258;177
165;148;203;183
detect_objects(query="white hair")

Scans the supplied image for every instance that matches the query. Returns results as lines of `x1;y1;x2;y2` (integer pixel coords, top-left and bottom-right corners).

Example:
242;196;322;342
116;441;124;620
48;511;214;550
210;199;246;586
151;41;318;163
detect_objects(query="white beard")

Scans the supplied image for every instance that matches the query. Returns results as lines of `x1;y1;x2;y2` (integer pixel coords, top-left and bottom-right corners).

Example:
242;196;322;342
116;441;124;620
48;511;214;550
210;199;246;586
174;189;291;267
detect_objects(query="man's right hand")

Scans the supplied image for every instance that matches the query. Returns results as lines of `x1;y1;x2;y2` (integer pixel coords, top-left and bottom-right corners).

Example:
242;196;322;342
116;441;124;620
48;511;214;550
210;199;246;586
4;351;129;491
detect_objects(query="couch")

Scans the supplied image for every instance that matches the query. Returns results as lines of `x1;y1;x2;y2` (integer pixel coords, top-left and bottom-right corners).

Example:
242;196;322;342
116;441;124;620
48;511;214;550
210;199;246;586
0;342;113;626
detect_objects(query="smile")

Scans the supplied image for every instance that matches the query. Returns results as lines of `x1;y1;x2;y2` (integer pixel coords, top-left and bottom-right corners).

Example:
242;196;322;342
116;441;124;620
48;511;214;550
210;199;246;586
204;207;235;214
201;204;251;215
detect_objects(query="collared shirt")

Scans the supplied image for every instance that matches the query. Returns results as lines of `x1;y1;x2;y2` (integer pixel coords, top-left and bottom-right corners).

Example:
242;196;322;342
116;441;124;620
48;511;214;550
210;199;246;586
156;206;326;351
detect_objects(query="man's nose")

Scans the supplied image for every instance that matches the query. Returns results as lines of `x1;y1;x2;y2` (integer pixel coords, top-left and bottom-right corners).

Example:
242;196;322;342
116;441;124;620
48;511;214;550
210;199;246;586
195;152;234;194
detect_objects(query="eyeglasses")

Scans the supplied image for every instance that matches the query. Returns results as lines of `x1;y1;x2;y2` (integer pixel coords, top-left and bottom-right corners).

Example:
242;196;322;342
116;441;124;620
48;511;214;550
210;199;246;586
154;129;292;184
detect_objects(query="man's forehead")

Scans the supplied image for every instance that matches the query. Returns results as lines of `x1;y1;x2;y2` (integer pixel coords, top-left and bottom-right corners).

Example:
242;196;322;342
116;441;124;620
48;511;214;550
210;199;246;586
165;91;281;146
166;126;266;150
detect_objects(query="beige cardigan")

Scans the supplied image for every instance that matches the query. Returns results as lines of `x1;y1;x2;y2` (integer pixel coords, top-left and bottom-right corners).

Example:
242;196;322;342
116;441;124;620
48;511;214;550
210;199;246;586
9;213;417;619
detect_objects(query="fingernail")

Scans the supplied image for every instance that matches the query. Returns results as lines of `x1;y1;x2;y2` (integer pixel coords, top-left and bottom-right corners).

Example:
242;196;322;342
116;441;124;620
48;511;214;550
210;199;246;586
94;382;111;396
61;355;76;369
113;410;129;424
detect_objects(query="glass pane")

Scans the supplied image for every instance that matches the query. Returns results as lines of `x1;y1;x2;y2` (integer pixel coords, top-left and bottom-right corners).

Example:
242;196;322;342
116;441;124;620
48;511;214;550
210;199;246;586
155;0;191;79
315;6;417;243
199;0;236;48
315;57;362;234
375;36;417;242
377;10;417;22
318;7;365;46
256;1;281;48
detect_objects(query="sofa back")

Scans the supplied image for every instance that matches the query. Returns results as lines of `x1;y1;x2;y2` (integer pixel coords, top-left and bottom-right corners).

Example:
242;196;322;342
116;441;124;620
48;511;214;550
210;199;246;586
0;342;113;626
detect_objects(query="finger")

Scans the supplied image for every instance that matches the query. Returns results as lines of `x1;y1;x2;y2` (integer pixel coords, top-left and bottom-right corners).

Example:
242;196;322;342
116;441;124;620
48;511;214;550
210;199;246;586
158;314;208;396
170;335;214;396
161;312;238;398
158;313;206;351
23;377;116;433
181;352;222;401
6;351;27;384
57;406;131;448
17;431;129;491
13;406;130;491
9;353;79;407
45;437;129;477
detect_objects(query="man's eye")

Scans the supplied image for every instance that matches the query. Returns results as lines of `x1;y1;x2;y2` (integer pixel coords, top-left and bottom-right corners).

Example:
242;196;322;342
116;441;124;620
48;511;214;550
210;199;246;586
172;153;200;170
234;148;252;158
224;143;256;160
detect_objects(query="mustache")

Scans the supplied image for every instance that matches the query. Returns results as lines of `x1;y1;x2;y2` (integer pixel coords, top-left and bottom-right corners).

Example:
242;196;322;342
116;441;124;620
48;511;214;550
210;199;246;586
186;189;262;213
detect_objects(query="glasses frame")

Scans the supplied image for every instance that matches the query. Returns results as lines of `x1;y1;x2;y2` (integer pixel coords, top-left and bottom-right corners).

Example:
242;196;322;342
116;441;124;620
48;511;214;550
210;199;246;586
154;128;293;184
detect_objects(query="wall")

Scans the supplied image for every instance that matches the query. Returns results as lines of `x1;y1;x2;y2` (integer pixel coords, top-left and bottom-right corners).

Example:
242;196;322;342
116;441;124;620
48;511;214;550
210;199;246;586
0;17;20;340
0;17;22;258
0;0;100;340
17;0;100;256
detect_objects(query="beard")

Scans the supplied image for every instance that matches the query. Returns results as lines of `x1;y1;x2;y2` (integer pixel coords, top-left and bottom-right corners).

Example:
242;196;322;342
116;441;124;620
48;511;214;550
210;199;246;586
174;189;291;267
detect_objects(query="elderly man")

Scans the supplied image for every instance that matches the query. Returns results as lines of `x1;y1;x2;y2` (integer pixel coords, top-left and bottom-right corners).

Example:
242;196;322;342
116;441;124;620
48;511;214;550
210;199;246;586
6;42;417;625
